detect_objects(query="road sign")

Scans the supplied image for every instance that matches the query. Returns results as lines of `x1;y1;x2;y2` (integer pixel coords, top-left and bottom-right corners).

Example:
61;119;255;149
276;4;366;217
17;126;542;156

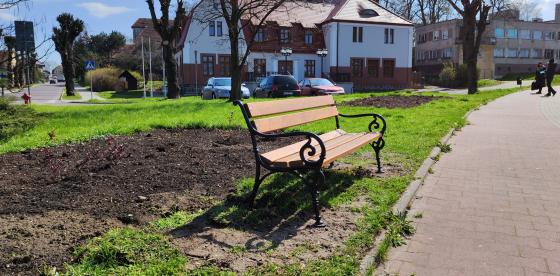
85;60;95;71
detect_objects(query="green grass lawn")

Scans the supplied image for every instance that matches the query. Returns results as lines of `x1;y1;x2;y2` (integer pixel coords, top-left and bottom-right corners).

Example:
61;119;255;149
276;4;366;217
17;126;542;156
97;89;147;99
61;92;82;101
2;88;524;274
477;79;502;87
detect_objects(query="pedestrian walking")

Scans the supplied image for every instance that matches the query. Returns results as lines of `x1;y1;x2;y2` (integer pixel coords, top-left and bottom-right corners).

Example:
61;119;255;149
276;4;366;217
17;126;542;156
544;58;557;97
534;62;546;94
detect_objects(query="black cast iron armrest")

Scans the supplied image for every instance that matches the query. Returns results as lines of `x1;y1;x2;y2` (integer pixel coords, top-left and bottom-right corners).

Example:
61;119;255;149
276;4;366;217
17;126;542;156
338;113;387;135
234;100;326;167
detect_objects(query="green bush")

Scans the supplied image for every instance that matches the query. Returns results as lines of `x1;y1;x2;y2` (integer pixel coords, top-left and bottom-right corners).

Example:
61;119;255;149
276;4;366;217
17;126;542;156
438;62;476;88
0;97;37;141
85;68;143;92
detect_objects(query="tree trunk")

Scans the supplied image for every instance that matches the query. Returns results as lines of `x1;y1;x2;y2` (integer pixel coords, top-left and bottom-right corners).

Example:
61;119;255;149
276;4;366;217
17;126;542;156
63;47;76;96
462;15;478;94
163;45;180;99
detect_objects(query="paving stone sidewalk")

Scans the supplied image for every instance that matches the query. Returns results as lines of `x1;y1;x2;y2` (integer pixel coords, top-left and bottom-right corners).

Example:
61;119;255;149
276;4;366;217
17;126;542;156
382;90;560;276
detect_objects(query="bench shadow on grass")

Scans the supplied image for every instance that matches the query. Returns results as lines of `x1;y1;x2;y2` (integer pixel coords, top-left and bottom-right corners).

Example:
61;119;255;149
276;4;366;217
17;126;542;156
168;169;361;252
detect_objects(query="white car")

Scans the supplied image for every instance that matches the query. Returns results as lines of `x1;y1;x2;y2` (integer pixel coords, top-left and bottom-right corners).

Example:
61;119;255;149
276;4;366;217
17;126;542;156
201;77;250;99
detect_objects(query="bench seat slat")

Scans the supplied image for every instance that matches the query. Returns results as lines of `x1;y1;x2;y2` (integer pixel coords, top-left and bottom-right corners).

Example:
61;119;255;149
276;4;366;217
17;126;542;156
262;131;382;168
246;95;335;118
253;106;338;133
260;129;346;163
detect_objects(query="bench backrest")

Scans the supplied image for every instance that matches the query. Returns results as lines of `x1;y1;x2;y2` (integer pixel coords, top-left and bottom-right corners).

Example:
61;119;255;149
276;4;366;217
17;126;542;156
244;95;338;133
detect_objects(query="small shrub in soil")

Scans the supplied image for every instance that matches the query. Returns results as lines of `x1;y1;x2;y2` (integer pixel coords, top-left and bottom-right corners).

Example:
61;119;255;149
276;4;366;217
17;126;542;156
0;97;37;141
67;228;186;274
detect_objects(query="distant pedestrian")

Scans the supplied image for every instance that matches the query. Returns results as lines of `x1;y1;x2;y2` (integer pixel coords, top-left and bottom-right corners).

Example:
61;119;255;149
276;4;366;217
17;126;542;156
544;59;557;97
534;63;546;94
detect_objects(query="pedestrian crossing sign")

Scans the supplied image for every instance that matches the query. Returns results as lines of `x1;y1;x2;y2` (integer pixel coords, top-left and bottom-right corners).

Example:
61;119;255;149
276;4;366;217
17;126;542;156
85;60;95;71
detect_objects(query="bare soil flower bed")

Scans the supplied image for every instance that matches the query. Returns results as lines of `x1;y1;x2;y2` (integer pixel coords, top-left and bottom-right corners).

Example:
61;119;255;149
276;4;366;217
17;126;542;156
0;128;286;274
344;95;444;108
0;128;404;274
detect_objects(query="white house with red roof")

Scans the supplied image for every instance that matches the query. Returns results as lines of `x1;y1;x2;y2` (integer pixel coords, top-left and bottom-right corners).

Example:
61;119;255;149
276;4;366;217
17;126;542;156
176;0;414;91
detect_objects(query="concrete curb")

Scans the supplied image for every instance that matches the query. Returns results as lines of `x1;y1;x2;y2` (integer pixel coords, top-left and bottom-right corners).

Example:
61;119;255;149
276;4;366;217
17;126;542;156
358;107;478;275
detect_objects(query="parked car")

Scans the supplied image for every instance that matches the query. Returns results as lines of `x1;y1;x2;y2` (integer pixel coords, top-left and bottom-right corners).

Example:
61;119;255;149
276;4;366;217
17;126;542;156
57;75;65;83
253;75;301;98
49;77;57;84
201;77;250;99
298;78;345;96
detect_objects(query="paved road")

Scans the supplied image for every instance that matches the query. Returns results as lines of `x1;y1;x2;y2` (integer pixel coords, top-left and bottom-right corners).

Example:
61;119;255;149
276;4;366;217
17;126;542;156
2;83;64;104
382;90;560;275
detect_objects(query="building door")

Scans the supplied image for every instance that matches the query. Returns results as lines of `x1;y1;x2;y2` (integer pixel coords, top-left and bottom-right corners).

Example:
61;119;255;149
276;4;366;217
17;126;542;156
278;60;293;75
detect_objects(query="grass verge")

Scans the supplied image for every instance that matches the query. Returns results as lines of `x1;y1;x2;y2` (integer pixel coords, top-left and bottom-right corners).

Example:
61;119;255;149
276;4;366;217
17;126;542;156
61;92;82;101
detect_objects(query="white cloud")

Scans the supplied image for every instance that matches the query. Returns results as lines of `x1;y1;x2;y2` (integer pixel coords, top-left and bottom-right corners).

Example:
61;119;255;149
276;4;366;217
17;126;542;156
0;11;17;22
77;2;132;18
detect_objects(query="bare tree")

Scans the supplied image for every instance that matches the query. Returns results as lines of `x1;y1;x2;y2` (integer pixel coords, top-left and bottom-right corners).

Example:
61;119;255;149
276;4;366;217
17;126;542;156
448;0;490;94
417;0;452;25
146;0;187;99
52;13;84;96
195;0;309;101
382;0;416;21
509;0;540;20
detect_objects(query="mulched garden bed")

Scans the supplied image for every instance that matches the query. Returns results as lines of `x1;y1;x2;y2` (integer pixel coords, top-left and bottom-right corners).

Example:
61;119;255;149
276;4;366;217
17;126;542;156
0;128;286;275
344;95;445;108
0;128;404;274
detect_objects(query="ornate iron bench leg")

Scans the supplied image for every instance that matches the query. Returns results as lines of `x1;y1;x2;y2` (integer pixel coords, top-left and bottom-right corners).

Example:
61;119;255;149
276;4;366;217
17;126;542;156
247;163;262;208
372;137;386;174
310;169;326;228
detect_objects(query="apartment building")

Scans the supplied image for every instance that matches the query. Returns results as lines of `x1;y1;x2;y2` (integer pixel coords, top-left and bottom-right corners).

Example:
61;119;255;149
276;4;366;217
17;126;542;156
176;0;414;90
415;5;560;79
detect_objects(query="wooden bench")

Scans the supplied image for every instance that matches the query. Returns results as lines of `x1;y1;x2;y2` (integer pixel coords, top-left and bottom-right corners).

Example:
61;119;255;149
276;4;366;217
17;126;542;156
234;95;386;227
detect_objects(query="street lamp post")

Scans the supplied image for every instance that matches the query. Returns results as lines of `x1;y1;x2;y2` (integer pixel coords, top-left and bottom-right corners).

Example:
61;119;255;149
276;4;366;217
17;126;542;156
280;47;292;74
316;48;328;78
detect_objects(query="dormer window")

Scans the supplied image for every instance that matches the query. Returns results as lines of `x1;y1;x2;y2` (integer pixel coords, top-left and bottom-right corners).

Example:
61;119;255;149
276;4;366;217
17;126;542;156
360;9;379;18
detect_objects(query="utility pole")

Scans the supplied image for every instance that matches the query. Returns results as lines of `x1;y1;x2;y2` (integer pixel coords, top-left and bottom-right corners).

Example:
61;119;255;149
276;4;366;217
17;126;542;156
149;36;153;97
141;36;146;98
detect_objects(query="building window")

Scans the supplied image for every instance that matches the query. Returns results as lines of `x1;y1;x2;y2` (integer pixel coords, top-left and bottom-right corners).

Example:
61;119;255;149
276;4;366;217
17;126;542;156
218;55;230;76
278;60;293;74
384;28;394;44
433;30;440;40
304;31;313;45
367;59;379;77
531;48;542;58
544;32;555;40
506;28;517;39
520;30;530;39
351;58;363;77
209;21;215;36
383;59;395;78
545;49;554;59
443;48;453;59
495;28;504;38
493;48;505;58
280;28;290;43
254;59;266;77
304;60;315;77
506;48;518;58
442;30;449;40
353;26;363;43
202;54;215;76
518;48;530;58
255;28;265;42
533;31;542;40
216;21;223;37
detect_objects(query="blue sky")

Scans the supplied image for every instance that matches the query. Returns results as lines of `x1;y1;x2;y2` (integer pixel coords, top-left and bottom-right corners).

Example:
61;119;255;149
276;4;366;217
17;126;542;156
1;0;559;70
0;0;167;69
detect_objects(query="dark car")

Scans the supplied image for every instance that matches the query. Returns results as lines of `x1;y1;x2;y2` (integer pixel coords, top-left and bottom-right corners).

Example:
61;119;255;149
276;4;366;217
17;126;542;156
298;78;345;96
253;75;301;98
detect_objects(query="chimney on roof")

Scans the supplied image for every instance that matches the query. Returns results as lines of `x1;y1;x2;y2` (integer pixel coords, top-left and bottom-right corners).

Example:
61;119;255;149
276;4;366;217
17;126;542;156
556;3;560;23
